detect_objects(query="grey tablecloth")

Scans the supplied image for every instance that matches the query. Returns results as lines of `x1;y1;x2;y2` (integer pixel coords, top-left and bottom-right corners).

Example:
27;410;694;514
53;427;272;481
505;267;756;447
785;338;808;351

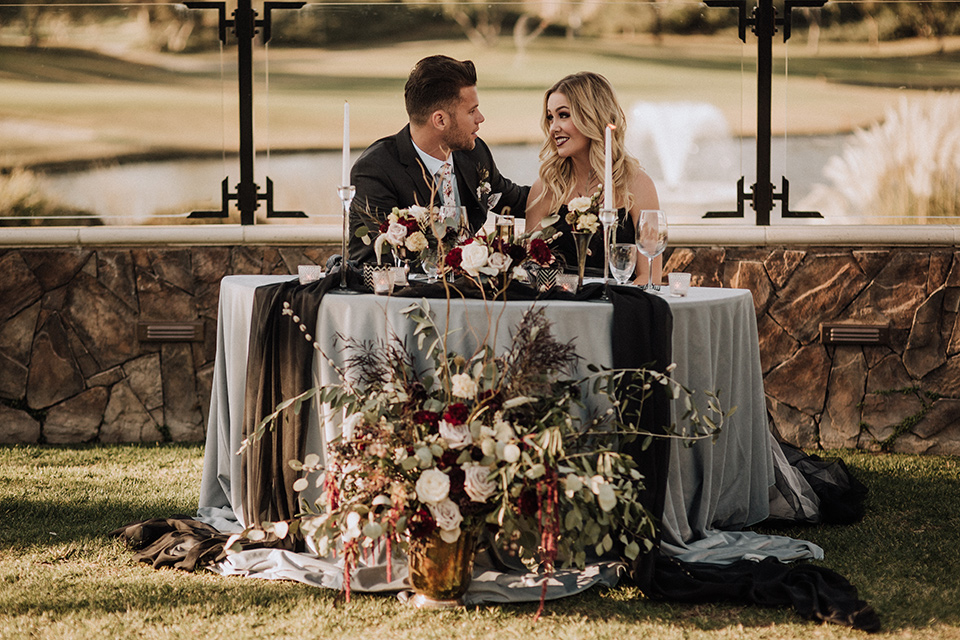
198;275;821;591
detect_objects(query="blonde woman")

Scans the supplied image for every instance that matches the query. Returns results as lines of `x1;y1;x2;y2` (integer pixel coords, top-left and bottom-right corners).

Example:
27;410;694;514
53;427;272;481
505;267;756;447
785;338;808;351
526;72;662;283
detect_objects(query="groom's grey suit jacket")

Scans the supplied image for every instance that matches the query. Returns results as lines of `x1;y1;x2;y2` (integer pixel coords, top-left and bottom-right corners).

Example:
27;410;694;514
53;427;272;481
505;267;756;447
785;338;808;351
347;124;529;264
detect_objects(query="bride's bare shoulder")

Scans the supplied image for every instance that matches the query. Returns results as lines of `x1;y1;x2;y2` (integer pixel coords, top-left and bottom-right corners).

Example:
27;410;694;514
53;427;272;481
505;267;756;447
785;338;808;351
629;167;660;210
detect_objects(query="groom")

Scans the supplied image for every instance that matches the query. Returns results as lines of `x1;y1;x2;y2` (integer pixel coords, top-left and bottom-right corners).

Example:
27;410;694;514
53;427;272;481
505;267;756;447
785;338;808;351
348;55;529;264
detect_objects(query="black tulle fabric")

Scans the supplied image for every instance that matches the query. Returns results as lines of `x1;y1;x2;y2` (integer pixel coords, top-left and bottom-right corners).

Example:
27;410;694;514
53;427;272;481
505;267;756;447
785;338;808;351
776;441;870;525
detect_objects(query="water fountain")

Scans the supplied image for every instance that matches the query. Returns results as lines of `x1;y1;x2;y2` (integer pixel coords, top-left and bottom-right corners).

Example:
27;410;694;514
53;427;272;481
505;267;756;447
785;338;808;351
626;101;742;221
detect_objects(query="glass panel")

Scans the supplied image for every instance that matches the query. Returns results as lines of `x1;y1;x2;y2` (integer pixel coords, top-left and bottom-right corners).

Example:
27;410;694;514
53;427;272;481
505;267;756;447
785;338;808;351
781;0;960;225
0;2;234;225
251;0;751;227
0;0;752;227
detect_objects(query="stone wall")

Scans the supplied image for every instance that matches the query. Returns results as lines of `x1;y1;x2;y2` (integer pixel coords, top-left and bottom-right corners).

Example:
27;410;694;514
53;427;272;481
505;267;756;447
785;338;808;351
1;242;958;454
0;245;334;445
663;245;960;455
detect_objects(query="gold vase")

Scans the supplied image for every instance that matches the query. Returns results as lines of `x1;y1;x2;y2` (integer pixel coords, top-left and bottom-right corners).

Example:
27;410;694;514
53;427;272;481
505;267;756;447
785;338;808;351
407;529;477;608
573;231;594;289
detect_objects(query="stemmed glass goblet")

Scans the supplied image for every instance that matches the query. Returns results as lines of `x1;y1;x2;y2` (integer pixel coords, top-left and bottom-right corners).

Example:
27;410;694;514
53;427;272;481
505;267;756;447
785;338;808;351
608;243;637;286
636;209;668;291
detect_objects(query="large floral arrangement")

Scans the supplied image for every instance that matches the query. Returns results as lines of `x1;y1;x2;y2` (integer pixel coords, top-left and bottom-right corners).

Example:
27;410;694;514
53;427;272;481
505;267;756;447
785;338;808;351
238;299;726;608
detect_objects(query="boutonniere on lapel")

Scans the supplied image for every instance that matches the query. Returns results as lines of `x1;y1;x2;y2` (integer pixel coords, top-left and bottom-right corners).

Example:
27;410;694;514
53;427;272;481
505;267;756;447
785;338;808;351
476;167;501;212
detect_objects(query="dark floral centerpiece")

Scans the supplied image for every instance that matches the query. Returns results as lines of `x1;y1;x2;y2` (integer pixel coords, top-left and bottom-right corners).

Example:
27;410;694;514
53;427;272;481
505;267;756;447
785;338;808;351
442;229;558;290
235;297;726;612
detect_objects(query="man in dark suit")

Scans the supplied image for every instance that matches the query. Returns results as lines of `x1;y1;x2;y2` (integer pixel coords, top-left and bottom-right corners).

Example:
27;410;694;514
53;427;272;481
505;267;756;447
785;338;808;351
348;55;529;264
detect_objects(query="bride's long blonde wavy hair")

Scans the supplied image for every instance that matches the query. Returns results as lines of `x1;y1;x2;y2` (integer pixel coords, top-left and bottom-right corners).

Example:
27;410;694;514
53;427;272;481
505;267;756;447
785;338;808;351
534;72;640;213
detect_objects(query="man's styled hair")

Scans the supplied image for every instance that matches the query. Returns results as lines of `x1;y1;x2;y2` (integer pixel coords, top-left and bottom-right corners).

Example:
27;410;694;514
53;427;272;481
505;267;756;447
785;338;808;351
404;55;477;126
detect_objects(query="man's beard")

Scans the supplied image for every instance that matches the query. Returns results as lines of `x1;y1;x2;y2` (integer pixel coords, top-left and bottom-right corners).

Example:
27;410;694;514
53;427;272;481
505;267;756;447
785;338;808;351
443;114;476;152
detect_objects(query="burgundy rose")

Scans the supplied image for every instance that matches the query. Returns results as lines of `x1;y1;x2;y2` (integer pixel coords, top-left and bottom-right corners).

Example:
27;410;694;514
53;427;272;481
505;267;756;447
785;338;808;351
445;247;463;269
443;403;469;425
528;238;554;266
447;464;466;500
413;410;440;430
437;449;460;470
399;216;419;234
407;507;438;540
506;243;527;263
378;221;390;234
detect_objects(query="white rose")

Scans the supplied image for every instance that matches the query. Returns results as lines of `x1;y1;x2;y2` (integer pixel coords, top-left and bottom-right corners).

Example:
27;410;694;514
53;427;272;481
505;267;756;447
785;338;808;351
463;465;497;503
597;482;617;512
384;221;408;246
567;195;593;213
405;231;428;253
459;242;489;276
487;252;512;273
451;373;478;399
428;498;463;538
415;468;450;504
577;213;599;233
340;411;364;441
439;419;473;449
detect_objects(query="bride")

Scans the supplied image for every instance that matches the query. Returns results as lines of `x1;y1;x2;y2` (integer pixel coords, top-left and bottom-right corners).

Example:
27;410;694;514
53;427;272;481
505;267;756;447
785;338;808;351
525;72;662;283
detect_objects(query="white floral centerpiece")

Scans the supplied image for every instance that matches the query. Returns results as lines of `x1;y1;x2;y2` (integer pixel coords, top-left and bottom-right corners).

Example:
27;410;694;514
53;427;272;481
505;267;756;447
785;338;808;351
364;205;450;265
565;188;602;235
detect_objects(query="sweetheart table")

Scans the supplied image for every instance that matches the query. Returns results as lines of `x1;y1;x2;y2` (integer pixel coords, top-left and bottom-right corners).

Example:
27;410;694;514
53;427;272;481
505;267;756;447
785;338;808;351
198;275;821;573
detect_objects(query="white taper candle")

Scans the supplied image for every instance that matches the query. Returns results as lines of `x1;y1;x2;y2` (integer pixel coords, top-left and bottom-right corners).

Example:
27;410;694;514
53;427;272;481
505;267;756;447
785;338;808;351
341;101;350;187
604;123;615;211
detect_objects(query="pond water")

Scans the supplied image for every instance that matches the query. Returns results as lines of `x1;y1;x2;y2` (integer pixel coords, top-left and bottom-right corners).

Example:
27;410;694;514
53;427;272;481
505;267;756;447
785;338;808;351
37;135;849;226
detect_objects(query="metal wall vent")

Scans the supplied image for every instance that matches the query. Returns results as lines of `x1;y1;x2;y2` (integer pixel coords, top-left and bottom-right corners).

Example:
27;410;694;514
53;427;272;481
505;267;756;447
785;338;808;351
820;323;889;346
137;321;205;343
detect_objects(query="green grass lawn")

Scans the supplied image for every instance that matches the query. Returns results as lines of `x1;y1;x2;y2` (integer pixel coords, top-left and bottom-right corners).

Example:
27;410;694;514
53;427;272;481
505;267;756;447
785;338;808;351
1;444;958;639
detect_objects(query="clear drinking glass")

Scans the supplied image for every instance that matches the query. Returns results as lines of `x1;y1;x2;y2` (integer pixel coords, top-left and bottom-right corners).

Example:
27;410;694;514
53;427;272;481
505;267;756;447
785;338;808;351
494;213;515;244
636;209;668;291
421;250;439;283
608;243;637;285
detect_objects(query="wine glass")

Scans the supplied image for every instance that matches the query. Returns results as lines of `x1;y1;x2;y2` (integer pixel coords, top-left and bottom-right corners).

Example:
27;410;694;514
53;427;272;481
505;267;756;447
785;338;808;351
636;209;668;291
421;250;439;283
608;243;637;285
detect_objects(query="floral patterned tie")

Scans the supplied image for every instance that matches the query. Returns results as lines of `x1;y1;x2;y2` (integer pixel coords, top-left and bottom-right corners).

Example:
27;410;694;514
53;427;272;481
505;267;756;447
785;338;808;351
438;161;456;208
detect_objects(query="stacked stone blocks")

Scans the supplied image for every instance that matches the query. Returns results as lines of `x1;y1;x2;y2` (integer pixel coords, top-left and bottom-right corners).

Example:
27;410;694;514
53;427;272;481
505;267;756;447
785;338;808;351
1;244;957;454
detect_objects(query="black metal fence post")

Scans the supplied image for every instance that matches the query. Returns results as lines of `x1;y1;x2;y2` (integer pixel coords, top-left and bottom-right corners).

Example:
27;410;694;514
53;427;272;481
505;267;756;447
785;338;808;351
185;0;305;224
704;0;825;225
